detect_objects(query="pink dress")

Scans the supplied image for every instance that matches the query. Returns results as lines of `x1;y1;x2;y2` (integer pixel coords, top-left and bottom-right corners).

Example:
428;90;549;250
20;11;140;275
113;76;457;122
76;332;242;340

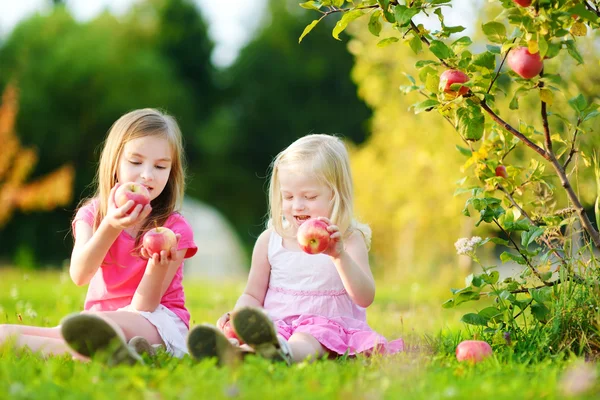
263;230;404;356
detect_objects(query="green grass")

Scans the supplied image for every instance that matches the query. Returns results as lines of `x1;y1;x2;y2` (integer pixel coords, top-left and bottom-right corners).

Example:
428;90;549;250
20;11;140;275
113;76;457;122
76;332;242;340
1;269;599;399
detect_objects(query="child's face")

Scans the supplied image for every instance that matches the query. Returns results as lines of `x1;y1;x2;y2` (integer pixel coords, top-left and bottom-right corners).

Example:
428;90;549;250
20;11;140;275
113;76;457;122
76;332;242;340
278;164;333;230
117;135;172;202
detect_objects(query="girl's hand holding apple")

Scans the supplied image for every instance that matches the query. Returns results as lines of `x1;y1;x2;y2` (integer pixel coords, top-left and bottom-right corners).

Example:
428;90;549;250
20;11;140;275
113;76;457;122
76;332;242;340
106;183;152;230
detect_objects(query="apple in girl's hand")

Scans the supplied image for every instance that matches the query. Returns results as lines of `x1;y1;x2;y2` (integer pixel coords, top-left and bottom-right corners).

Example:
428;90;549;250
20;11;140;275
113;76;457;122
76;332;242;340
456;340;493;363
115;182;150;213
495;165;508;179
513;0;532;6
439;69;470;96
143;227;177;256
507;47;543;79
297;218;330;254
223;321;244;344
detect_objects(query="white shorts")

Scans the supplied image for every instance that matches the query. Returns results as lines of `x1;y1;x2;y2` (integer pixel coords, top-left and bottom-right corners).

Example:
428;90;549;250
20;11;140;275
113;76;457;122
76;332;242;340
118;304;189;358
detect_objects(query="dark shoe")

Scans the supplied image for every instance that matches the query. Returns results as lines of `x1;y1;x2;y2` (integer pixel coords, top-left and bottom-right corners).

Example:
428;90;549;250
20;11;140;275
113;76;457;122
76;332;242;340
60;313;142;366
231;307;292;365
128;336;161;358
187;324;241;366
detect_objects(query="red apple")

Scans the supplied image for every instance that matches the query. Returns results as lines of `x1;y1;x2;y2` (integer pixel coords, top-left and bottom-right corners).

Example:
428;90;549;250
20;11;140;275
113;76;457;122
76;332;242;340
507;47;543;79
114;182;150;214
439;70;470;96
513;0;532;6
223;321;244;344
297;218;331;255
456;340;493;363
142;227;177;256
495;165;508;179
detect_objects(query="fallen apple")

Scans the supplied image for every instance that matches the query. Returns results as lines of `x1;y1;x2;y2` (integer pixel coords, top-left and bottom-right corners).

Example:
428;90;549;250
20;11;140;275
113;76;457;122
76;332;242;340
115;182;150;214
456;340;493;363
297;218;331;255
143;227;177;256
507;47;543;79
495;165;508;179
439;69;470;96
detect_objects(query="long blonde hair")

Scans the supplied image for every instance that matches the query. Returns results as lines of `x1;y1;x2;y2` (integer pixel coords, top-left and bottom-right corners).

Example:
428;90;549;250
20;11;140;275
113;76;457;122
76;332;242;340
267;134;371;247
79;108;186;246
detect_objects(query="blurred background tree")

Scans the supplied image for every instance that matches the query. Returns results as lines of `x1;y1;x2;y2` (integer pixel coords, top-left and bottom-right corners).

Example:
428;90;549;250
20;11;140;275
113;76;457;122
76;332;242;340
0;0;370;267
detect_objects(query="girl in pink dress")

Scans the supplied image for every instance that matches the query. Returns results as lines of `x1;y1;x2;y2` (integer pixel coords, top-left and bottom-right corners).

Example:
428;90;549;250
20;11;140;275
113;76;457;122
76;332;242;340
187;134;403;365
0;109;197;364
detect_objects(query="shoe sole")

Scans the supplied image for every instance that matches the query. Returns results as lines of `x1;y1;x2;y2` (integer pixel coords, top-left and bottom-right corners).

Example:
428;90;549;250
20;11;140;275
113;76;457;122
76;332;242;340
187;324;240;366
128;336;156;358
60;313;142;366
231;307;288;363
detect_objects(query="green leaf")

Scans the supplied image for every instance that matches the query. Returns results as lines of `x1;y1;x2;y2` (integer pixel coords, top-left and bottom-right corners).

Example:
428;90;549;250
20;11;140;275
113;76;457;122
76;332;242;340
521;226;544;248
412;99;439;114
481;22;506;44
538;36;548;59
568;94;587;114
299;1;323;11
429;40;455;60
490;237;509;246
409;34;423;54
500;251;527;265
425;72;439;93
481;271;499;285
565;40;584;65
471;51;496;71
461;313;489;326
332;9;365;40
368;10;383;37
451;36;472;52
377;37;399;47
479;307;503;322
531;303;550;323
455;145;472;157
457;106;484;141
393;5;419;26
299;20;320;43
442;298;455;309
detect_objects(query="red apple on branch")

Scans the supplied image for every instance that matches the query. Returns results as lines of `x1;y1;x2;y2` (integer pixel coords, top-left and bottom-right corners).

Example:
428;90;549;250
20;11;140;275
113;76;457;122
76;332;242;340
513;0;532;7
495;165;508;179
439;70;470;96
143;227;177;256
507;47;543;79
115;182;150;214
456;340;493;363
297;218;331;254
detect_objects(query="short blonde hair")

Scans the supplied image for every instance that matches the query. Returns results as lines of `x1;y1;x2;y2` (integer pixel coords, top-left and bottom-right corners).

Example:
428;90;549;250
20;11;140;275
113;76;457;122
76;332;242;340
79;108;186;246
267;134;371;247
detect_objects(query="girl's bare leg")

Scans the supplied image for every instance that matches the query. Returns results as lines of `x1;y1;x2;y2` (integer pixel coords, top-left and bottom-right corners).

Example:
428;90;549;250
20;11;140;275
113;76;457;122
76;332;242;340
0;324;81;357
287;332;327;363
87;311;163;345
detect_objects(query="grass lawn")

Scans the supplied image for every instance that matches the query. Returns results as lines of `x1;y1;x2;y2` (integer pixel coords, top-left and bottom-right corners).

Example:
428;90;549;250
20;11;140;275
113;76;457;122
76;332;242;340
1;268;598;399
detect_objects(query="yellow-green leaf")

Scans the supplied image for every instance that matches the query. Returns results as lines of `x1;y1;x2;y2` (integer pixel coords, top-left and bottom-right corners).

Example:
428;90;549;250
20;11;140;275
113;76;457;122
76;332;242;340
299;19;320;43
570;22;587;37
540;88;553;106
332;10;365;41
527;40;539;54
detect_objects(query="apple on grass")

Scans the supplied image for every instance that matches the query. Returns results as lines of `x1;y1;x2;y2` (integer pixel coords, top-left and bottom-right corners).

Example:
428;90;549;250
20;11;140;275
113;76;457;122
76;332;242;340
143;227;177;257
507;47;543;79
115;182;150;214
456;340;493;363
297;218;331;255
439;70;470;96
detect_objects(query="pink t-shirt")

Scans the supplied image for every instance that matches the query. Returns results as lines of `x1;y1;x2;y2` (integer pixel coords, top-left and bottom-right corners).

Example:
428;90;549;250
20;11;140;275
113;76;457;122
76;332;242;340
72;200;198;328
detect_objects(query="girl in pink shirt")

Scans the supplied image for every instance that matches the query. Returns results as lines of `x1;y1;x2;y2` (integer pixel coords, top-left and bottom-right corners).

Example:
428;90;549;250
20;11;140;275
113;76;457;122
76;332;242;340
0;108;197;363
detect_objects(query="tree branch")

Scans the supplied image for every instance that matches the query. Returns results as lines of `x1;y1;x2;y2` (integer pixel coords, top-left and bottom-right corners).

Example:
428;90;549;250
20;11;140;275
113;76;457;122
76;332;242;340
487;40;515;94
479;100;549;160
563;117;581;170
539;71;552;154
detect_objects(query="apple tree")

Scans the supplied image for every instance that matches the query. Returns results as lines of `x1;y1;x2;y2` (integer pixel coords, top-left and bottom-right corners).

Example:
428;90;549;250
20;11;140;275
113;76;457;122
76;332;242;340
300;0;600;354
